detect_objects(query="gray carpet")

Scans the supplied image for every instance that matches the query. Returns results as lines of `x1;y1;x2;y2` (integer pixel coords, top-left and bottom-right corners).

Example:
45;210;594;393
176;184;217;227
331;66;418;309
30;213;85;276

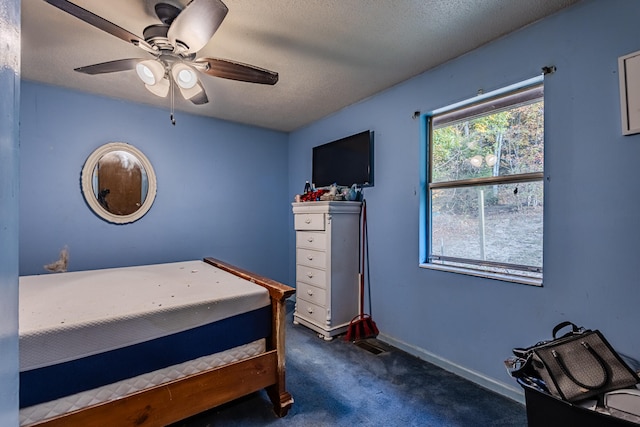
172;302;527;426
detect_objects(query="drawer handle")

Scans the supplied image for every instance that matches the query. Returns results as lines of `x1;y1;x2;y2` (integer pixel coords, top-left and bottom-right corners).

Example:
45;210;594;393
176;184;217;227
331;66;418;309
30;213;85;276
305;218;312;224
306;272;314;278
307;236;314;243
306;255;314;261
307;307;314;314
307;289;314;296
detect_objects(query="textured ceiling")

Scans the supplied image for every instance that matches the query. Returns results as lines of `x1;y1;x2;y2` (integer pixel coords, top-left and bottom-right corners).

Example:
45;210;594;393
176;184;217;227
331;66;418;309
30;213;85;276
21;0;581;132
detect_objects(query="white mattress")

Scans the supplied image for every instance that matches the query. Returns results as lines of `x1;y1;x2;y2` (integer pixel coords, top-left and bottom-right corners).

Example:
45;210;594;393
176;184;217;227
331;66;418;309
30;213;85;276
19;260;270;371
19;338;266;426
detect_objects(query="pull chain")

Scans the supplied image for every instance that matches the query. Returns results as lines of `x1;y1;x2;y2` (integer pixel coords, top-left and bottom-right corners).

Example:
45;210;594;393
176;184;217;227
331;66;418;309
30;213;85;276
170;75;176;126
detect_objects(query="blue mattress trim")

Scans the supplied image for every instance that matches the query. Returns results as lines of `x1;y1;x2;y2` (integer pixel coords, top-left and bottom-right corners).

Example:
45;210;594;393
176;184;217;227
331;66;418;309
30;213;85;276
20;305;271;408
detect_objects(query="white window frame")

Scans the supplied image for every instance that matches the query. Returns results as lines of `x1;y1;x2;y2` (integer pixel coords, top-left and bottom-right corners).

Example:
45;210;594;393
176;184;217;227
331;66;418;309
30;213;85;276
419;75;545;286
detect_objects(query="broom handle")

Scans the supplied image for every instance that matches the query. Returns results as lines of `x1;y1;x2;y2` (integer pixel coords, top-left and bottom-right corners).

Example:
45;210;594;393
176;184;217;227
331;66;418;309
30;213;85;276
360;200;367;317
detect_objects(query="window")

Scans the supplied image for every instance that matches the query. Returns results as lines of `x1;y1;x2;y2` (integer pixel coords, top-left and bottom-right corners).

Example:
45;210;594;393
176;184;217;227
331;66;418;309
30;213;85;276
421;77;544;285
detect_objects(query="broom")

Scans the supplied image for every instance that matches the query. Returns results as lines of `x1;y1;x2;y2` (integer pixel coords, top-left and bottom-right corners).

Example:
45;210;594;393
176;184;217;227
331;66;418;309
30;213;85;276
345;199;379;342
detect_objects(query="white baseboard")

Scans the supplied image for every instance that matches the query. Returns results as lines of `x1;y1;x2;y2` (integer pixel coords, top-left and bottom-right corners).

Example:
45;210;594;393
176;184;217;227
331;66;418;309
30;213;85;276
378;332;525;405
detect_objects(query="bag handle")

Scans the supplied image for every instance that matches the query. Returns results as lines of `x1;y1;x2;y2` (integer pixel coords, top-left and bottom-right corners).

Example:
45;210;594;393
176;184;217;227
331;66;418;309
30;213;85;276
512;321;584;362
551;341;609;390
552;321;582;339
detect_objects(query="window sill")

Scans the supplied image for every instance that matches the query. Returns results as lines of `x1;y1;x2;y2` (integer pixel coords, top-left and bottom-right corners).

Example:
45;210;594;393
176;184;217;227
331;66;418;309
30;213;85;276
419;263;543;287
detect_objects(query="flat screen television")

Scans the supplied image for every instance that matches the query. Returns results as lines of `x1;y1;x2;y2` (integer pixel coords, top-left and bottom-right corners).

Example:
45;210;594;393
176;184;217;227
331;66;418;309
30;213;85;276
312;130;374;188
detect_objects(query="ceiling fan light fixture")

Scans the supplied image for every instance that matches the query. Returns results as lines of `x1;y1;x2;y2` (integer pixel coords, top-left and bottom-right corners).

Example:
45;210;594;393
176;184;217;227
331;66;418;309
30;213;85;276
172;63;198;89
136;60;164;86
177;80;204;100
145;77;170;98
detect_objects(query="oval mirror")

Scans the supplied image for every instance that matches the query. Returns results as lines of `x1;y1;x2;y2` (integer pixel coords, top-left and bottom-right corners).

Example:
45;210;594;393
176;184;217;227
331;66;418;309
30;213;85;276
81;142;157;224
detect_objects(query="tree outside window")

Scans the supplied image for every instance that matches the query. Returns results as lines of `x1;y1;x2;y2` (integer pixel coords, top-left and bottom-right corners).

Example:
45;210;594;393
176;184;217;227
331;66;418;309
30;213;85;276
425;82;544;285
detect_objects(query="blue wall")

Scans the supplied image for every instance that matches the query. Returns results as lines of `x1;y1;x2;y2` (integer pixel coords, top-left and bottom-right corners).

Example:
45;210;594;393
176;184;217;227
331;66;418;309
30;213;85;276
20;82;290;283
289;0;640;398
0;0;20;423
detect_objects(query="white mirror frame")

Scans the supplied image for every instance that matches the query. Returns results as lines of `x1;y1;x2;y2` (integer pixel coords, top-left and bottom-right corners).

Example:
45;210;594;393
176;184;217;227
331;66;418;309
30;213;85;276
81;142;157;224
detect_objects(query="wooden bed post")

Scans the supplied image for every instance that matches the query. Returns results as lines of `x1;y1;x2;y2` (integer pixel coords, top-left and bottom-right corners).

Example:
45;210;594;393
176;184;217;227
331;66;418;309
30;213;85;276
203;257;295;416
266;291;294;416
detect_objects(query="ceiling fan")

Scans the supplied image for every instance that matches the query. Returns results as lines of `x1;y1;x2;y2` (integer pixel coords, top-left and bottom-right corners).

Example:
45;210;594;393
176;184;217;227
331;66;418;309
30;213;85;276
42;0;279;124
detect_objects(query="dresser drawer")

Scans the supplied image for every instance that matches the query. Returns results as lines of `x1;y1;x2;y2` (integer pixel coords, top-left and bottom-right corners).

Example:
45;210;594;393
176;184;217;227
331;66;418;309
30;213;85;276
296;247;326;269
296;299;327;326
294;213;325;231
296;231;327;251
296;281;326;306
296;264;327;288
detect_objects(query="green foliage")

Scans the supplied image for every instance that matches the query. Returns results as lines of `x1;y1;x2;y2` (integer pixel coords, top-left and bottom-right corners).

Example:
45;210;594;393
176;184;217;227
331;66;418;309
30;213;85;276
432;100;543;183
431;100;543;215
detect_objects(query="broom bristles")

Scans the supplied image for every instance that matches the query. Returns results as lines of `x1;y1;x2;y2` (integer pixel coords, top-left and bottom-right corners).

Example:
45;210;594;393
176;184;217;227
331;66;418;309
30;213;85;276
345;314;379;342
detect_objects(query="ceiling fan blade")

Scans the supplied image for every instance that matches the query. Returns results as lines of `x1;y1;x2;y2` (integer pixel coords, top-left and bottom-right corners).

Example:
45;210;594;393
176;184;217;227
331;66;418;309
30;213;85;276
74;59;142;75
42;0;151;50
167;0;228;53
196;58;279;85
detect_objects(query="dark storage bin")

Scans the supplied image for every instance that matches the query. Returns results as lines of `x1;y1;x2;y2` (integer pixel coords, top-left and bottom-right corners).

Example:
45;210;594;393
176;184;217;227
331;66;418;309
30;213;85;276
520;379;639;427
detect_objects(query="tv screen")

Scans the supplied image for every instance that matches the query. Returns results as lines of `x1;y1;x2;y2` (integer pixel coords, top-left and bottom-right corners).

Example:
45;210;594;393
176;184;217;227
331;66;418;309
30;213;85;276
312;130;374;188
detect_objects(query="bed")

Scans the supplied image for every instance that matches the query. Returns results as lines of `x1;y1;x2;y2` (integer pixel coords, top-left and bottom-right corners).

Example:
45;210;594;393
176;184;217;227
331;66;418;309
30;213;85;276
18;257;295;427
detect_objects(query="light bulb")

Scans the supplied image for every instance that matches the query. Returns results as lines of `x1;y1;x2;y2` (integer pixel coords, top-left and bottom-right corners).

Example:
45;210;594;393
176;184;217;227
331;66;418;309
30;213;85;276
172;63;198;89
137;64;154;84
178;69;196;87
136;60;164;86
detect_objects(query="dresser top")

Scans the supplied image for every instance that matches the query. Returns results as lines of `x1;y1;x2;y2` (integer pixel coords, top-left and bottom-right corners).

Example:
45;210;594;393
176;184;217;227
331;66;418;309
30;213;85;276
292;201;362;214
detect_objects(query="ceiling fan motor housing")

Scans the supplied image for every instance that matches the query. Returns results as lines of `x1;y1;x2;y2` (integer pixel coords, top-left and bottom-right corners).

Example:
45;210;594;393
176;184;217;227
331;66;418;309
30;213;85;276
154;3;181;25
143;24;175;52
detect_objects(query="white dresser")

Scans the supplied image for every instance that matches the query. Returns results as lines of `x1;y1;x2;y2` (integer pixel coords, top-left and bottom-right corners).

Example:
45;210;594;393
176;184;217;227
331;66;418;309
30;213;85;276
292;201;361;340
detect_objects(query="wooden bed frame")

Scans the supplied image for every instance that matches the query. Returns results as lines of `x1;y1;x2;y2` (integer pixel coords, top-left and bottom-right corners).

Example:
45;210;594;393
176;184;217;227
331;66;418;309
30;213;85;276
26;257;295;427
